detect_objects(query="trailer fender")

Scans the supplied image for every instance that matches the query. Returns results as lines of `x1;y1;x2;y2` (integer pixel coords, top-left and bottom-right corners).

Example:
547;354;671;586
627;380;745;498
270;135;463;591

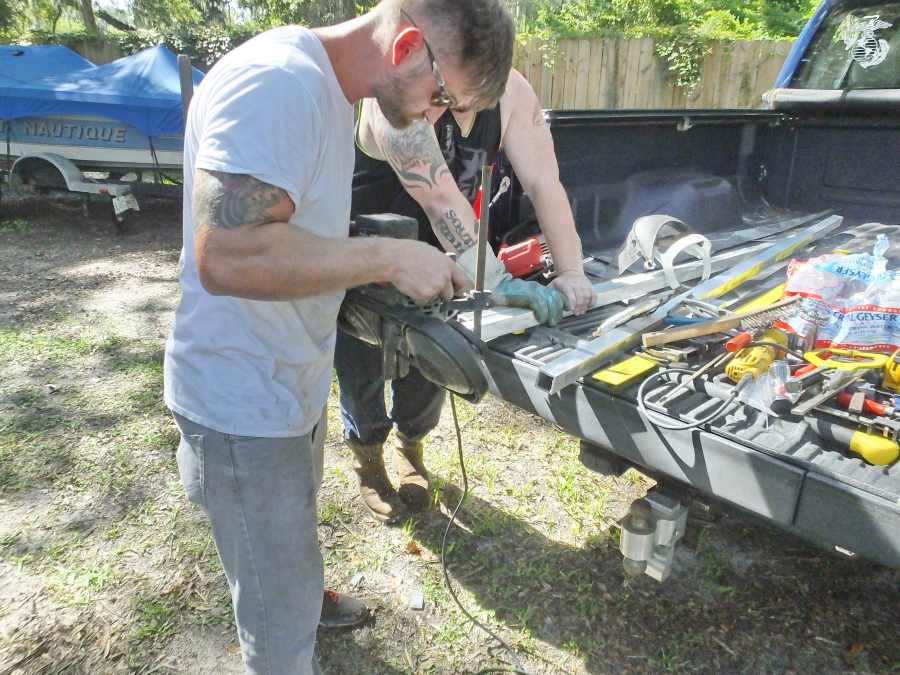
11;152;139;219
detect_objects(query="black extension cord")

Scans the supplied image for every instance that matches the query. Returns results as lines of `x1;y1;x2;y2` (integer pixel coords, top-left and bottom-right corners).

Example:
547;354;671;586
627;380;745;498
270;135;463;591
444;395;531;675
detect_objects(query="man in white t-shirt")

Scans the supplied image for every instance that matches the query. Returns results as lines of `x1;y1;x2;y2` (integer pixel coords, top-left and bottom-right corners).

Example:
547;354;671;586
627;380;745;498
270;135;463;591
163;2;514;672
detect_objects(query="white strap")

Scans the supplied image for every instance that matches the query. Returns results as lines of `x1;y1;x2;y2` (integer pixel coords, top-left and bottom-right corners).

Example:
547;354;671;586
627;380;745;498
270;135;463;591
617;215;689;274
658;233;712;290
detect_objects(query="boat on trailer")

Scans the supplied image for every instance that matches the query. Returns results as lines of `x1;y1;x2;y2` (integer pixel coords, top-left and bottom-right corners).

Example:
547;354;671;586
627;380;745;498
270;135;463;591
0;44;200;223
1;115;184;172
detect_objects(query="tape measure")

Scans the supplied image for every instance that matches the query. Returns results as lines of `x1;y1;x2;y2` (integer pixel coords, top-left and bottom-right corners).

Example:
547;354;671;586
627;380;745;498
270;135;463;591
803;349;889;371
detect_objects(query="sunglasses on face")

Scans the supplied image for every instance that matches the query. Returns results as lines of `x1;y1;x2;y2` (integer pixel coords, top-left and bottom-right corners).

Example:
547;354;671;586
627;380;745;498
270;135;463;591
399;8;459;109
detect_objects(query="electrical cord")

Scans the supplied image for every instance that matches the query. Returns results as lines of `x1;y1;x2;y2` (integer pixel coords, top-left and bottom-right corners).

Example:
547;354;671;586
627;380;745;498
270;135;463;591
445;394;531;675
637;367;746;430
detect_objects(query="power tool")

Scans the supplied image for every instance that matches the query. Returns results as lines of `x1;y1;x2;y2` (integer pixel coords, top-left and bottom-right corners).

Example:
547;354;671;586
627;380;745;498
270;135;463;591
338;213;489;402
725;328;788;383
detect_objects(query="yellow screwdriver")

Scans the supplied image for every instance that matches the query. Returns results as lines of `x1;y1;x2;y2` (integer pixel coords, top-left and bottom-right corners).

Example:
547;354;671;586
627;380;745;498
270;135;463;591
807;417;899;466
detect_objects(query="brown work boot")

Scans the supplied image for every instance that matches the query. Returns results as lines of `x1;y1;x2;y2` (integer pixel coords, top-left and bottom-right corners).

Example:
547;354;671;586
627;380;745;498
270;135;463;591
348;441;407;524
393;433;430;510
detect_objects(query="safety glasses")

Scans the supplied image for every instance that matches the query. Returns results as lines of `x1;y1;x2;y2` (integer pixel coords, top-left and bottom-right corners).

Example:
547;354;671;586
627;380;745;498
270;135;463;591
400;8;459;109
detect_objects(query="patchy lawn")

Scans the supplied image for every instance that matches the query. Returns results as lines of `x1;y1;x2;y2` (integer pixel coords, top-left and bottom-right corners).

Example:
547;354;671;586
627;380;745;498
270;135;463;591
1;198;898;674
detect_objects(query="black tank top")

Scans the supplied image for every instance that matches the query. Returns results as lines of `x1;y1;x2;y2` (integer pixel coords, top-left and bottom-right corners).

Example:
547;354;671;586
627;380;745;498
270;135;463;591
351;106;502;248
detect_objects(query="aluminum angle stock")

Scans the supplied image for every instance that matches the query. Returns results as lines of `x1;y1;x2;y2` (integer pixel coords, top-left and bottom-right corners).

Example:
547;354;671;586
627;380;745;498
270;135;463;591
461;241;771;342
537;214;844;395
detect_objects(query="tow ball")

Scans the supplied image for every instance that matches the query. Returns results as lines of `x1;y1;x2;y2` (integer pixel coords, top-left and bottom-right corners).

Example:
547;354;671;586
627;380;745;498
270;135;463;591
619;491;688;582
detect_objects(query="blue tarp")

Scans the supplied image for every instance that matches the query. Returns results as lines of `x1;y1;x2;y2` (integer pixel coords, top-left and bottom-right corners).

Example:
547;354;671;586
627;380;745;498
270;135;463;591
0;44;203;137
0;45;94;85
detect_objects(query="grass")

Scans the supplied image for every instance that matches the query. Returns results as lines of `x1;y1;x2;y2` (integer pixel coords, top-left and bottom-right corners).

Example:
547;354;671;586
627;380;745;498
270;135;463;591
0;326;94;362
549;437;616;541
652;640;692;673
0;324;170;498
696;529;736;593
132;599;177;643
3;215;900;674
47;560;119;607
0;217;31;233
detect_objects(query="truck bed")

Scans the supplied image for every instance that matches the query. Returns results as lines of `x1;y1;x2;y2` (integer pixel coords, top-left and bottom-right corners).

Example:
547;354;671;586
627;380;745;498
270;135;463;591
483;108;900;568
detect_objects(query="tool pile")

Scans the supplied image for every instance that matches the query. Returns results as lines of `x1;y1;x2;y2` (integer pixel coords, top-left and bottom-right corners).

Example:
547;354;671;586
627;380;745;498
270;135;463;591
463;212;900;468
629;232;900;467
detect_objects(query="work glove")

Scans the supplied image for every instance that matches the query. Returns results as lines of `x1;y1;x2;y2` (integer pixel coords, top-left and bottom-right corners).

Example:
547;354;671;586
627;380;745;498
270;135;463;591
456;246;567;326
493;276;567;326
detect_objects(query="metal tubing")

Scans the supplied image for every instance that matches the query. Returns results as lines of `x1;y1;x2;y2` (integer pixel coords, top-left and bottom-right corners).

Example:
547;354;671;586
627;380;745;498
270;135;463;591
473;164;493;340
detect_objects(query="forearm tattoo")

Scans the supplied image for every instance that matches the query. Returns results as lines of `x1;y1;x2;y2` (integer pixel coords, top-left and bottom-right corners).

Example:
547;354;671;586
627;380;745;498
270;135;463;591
193;170;286;230
434;208;476;254
382;121;451;190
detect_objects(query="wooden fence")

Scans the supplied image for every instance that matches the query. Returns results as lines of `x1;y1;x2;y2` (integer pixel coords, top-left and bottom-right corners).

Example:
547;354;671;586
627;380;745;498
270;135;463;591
514;37;793;109
70;34;793;110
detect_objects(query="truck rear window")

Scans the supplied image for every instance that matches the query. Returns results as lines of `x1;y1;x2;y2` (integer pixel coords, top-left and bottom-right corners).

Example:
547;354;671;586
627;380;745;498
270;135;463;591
791;0;900;89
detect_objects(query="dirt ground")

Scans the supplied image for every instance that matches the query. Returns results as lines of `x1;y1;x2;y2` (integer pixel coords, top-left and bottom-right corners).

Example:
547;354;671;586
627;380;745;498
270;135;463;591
1;197;899;675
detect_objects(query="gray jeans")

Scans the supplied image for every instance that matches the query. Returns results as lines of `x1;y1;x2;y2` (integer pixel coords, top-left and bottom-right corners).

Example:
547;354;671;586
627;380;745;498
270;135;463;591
174;411;326;675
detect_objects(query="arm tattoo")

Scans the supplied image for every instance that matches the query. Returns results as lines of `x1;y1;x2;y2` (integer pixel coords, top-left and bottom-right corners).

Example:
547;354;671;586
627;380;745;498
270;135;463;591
193;170;287;230
382;121;451;190
434;208;476;254
532;100;547;127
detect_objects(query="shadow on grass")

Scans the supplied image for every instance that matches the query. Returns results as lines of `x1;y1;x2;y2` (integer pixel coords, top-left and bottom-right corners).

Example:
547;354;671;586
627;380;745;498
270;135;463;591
0;198;181;336
403;474;900;674
0;335;171;507
318;630;409;675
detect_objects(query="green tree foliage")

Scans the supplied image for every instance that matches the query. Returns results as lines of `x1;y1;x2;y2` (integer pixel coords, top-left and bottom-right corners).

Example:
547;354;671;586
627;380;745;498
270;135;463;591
0;0;13;30
2;0;97;36
239;0;356;27
129;0;201;29
525;0;818;39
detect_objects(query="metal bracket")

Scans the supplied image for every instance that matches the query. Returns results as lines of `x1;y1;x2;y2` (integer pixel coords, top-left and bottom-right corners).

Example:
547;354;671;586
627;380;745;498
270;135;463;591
619;491;688;582
677;116;694;132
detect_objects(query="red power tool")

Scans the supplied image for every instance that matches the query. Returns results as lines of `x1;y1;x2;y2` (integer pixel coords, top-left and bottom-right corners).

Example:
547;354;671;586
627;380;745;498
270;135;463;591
498;236;552;278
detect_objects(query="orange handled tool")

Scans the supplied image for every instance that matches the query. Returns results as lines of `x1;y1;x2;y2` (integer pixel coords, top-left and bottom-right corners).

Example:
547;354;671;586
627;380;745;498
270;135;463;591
835;391;893;417
725;332;753;352
793;362;819;377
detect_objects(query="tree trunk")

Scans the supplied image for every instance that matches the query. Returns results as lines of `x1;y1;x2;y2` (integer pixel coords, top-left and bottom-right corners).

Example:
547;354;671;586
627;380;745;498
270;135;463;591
306;0;356;26
339;0;356;21
50;5;63;35
97;9;135;31
78;0;98;32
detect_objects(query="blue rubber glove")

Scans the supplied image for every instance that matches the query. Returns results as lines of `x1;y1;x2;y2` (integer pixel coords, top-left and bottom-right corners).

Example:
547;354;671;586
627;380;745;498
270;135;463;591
493;276;567;326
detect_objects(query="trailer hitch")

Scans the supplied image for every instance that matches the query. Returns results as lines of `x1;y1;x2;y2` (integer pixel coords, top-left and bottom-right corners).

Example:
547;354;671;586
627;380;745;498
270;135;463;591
619;490;688;582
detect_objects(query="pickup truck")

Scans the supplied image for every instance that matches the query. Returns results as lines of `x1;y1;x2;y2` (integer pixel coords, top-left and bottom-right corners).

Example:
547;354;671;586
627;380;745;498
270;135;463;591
343;0;900;580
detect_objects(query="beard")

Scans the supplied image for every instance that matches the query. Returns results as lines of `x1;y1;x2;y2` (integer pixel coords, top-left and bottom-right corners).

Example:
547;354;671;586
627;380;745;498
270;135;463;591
371;70;422;129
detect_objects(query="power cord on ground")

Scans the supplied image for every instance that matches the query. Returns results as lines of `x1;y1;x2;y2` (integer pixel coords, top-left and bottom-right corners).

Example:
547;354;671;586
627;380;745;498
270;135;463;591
444;395;531;675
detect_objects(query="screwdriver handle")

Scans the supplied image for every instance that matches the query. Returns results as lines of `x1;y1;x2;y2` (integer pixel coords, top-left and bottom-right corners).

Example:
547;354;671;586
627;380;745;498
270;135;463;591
807;417;899;465
793;363;818;377
835;390;888;417
725;331;753;352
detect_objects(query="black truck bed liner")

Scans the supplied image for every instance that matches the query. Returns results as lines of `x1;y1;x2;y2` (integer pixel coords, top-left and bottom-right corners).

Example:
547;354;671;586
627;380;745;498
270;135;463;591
484;110;900;567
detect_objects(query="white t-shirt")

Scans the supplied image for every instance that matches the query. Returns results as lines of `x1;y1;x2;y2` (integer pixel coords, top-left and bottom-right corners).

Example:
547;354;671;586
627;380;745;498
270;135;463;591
164;26;355;437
